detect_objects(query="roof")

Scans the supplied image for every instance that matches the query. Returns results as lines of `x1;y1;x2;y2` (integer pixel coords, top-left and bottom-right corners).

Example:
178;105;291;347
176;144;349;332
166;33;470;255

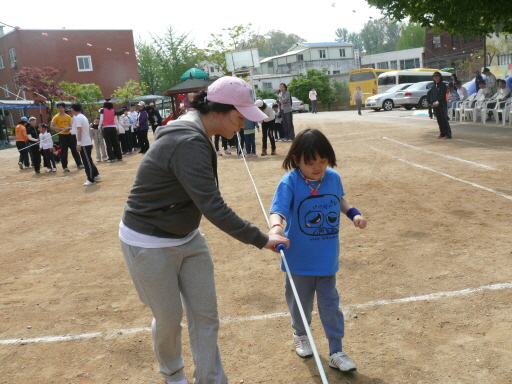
288;42;352;51
163;78;217;96
180;68;210;82
260;48;308;63
0;100;44;109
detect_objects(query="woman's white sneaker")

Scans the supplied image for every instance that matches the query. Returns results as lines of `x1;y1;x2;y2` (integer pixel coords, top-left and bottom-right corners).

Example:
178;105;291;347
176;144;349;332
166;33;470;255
293;334;313;358
329;351;357;372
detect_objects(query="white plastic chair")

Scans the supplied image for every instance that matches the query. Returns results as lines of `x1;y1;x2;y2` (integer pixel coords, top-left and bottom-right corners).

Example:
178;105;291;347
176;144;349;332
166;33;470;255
490;99;511;125
481;95;499;124
461;94;479;122
452;100;465;121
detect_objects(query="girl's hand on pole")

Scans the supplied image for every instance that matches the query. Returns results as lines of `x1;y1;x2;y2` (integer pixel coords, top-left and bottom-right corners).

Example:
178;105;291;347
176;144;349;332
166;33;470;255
264;234;290;252
353;215;367;229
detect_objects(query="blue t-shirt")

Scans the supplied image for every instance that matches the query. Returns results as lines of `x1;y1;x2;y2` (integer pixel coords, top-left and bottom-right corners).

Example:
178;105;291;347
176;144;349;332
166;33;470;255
270;168;345;276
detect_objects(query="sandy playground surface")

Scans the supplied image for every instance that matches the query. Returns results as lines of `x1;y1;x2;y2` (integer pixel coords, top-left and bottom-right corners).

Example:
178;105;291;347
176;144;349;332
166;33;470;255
0;109;511;384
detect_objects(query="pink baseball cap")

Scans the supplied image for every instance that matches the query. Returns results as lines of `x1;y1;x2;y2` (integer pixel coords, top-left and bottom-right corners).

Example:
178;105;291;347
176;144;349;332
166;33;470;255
207;76;267;121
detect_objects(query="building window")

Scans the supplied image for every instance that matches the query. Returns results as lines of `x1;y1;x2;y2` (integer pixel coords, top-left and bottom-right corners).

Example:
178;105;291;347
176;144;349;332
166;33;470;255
9;48;16;63
466;36;474;43
3;84;9;98
0;55;4;69
254;84;258;89
319;49;326;59
210;67;214;73
498;54;512;65
332;70;340;74
339;49;345;58
76;56;93;72
297;54;304;61
267;61;273;68
433;36;440;48
415;58;420;68
377;62;389;69
390;60;398;70
453;35;461;46
399;58;420;69
263;82;272;90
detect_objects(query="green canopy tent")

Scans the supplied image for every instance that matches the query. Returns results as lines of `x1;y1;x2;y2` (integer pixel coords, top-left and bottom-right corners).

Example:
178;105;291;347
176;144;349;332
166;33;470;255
179;68;209;82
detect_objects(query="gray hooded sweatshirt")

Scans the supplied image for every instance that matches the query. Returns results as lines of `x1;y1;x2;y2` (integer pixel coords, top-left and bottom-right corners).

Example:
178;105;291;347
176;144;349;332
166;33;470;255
122;111;268;249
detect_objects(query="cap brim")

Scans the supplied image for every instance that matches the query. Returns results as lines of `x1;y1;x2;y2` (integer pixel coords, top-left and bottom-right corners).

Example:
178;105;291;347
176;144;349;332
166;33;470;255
235;105;268;122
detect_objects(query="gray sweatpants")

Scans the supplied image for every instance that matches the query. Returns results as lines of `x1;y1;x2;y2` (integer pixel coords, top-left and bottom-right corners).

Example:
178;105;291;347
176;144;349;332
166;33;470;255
285;273;344;354
120;233;228;384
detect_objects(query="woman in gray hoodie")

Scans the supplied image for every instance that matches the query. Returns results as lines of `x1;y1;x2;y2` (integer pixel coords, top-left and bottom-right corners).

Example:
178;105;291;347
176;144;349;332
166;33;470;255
119;76;289;384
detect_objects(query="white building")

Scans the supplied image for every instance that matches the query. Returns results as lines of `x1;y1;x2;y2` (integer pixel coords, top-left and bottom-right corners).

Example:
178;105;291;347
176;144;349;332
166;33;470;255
255;42;357;92
360;47;424;70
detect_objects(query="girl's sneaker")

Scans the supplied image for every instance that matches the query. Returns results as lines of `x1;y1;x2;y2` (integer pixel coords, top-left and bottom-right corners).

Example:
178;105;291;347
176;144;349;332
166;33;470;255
224;149;231;155
252;153;258;157
245;154;251;158
46;168;52;173
329;352;357;372
52;168;57;172
293;334;313;358
217;150;223;156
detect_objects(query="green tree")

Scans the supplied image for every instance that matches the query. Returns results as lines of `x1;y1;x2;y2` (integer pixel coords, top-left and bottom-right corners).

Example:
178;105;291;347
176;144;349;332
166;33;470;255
486;35;512;65
256;89;278;99
347;32;364;51
288;69;335;108
136;26;198;95
255;30;305;57
194;24;266;74
112;80;148;109
60;82;103;120
366;0;512;36
332;80;350;107
335;28;349;43
360;18;400;55
454;49;485;83
395;23;426;50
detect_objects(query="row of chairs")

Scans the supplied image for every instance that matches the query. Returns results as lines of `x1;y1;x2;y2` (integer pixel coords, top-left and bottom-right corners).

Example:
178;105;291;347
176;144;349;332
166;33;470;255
449;94;512;125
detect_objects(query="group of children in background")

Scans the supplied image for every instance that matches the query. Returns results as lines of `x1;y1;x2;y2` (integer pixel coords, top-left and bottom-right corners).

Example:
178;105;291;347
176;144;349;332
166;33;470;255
214;101;284;158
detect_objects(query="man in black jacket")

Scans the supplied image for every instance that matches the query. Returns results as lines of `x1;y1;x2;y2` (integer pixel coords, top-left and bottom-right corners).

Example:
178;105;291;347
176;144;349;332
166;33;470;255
431;72;452;139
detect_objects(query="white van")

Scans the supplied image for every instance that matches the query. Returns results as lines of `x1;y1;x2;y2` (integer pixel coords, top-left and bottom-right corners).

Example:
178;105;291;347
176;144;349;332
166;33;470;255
378;69;453;94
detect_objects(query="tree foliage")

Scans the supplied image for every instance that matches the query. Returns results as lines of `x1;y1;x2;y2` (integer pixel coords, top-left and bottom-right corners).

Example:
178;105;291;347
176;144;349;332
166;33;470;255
13;67;70;123
395;24;426;50
335;28;349;43
193;24;267;74
256;89;278;99
60;82;103;120
360;18;400;55
288;69;335;106
486;35;512;65
366;0;512;36
255;30;306;57
332;80;351;106
136;26;198;95
112;80;148;109
454;49;485;83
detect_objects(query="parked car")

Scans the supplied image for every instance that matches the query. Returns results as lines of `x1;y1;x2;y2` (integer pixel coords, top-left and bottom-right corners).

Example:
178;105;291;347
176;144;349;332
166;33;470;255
263;98;277;106
291;97;306;112
393;81;449;110
364;84;413;111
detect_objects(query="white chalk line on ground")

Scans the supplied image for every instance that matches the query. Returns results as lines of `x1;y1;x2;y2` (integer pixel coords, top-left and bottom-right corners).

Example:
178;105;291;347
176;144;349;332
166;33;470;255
427;134;512;150
382;137;497;170
369;146;512;201
1;281;511;345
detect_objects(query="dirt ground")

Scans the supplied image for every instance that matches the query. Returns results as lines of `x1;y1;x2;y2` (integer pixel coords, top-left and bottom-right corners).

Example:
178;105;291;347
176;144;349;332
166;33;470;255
1;109;511;384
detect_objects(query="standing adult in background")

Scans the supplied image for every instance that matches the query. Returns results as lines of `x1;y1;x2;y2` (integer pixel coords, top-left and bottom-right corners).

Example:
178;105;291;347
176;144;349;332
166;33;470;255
129;104;139;151
119;76;289;384
473;70;484;89
147;105;163;133
483;68;497;95
15;117;30;170
99;101;123;162
51;102;84;172
71;103;101;186
279;83;295;141
255;99;276;156
309;87;317;113
26;117;42;173
136;101;150;154
352;86;363;115
431;72;452;139
448;74;458;90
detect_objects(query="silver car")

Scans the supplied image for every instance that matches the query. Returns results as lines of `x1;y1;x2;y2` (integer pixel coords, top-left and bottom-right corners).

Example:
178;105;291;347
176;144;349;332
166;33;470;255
364;84;413;111
263;98;277;107
292;97;306;113
394;81;449;110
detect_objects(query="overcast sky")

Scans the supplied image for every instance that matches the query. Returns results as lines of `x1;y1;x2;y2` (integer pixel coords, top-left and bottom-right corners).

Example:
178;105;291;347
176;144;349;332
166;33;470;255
2;0;384;48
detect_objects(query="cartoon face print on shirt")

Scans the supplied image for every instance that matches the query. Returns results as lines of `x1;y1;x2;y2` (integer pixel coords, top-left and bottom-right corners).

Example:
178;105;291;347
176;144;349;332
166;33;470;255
298;194;340;236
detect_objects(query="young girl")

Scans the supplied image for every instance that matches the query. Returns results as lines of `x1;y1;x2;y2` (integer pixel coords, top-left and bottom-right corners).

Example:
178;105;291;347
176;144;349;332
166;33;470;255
269;128;367;372
243;118;259;157
38;124;57;172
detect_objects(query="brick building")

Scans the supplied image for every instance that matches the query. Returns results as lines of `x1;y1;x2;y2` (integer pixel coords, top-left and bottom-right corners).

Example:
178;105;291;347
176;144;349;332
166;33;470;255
423;29;484;72
0;27;139;123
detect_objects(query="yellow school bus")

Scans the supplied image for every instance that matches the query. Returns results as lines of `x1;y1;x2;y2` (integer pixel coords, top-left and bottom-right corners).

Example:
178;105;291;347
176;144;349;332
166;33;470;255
349;68;391;105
